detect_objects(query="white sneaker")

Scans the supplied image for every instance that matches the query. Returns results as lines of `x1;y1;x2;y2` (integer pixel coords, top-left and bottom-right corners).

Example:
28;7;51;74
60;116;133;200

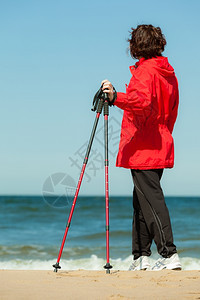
151;253;182;271
129;256;151;271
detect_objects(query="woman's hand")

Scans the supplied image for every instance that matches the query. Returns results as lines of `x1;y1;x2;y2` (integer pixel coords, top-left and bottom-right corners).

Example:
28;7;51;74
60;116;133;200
101;79;114;102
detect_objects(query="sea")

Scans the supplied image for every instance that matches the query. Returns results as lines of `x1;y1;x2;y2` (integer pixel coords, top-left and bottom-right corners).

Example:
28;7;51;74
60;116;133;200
0;195;200;271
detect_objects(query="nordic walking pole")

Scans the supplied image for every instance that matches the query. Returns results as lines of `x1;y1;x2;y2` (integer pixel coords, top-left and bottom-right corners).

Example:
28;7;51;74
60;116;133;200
103;98;113;274
53;93;105;272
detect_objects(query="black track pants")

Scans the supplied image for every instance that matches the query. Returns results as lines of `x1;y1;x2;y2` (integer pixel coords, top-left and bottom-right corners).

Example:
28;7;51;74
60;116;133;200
131;169;177;259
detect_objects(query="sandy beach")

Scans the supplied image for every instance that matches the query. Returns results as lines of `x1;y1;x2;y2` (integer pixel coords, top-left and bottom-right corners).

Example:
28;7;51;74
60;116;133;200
0;270;200;300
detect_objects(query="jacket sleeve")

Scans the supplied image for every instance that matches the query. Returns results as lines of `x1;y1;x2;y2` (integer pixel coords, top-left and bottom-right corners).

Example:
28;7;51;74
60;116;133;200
167;86;179;134
114;67;153;115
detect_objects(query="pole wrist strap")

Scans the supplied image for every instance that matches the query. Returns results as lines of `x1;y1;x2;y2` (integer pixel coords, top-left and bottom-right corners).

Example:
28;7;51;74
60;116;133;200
108;86;117;106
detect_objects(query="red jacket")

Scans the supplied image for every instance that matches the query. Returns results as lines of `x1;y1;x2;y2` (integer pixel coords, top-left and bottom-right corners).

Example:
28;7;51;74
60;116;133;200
114;56;179;169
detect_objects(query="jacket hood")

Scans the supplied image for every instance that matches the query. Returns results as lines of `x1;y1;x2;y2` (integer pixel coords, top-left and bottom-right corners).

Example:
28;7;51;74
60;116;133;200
135;56;175;77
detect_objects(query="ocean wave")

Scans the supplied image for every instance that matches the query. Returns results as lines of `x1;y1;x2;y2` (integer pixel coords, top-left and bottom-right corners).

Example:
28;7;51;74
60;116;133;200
0;255;200;271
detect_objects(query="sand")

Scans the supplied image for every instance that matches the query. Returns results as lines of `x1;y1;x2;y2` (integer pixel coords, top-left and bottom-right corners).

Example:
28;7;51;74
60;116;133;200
0;270;200;300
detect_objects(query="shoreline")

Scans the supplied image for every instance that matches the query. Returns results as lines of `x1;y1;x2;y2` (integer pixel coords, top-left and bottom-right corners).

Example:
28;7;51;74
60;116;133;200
0;270;200;299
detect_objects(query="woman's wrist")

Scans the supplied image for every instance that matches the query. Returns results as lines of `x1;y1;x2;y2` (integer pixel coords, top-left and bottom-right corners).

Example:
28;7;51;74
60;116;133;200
108;87;117;106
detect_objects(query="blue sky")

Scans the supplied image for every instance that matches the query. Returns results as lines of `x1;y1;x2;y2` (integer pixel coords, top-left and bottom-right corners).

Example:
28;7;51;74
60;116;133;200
0;0;200;196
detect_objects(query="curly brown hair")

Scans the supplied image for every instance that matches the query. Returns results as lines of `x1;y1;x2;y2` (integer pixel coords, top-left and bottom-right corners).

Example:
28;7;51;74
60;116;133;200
128;24;166;59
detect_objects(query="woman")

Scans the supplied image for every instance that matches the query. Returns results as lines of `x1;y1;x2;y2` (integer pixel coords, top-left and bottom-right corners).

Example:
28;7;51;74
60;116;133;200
101;24;181;271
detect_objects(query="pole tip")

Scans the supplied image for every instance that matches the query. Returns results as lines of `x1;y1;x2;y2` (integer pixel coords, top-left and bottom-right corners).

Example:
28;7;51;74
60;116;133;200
53;262;61;272
104;262;113;274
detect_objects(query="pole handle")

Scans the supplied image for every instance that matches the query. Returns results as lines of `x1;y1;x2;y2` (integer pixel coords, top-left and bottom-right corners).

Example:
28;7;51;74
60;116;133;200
104;100;109;116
